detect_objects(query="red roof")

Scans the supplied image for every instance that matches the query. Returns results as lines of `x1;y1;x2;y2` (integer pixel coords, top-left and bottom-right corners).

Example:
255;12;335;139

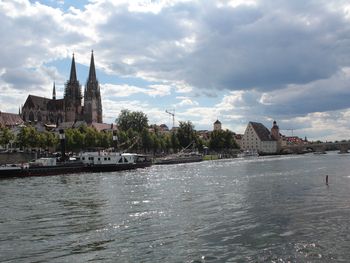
0;112;24;127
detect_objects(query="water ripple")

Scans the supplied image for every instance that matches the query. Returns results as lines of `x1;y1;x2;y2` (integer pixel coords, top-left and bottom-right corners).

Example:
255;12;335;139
1;153;350;262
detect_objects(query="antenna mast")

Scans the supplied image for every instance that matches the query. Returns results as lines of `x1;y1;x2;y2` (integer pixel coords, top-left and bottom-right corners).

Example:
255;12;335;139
165;109;175;128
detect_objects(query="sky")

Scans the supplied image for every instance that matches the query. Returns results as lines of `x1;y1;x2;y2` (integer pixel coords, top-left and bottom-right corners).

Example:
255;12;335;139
1;0;350;141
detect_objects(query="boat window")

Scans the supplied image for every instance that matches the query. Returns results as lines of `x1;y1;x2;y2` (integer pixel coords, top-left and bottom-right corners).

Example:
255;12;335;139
124;157;128;163
98;158;100;161
104;157;107;161
118;158;123;163
108;157;111;160
82;157;85;160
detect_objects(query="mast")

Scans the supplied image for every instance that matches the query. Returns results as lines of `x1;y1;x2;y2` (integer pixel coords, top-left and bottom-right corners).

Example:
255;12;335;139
52;82;56;100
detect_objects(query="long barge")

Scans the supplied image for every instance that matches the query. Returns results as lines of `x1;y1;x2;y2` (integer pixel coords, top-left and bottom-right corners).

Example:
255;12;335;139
0;151;152;178
154;152;203;165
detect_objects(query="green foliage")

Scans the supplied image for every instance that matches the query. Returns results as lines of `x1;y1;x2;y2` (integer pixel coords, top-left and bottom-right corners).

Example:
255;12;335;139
176;121;198;149
117;110;149;132
11;110;236;155
171;131;180;152
209;129;238;152
43;131;59;148
64;127;113;152
141;128;153;152
16;126;38;149
0;127;15;148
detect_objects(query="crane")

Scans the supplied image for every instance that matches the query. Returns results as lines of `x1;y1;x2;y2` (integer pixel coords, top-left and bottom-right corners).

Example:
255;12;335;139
281;128;294;136
165;109;175;128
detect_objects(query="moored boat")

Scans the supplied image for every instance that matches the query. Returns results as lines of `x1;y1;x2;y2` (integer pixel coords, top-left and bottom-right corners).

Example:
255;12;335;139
27;157;85;176
75;151;152;172
0;151;152;179
154;152;203;165
0;164;29;178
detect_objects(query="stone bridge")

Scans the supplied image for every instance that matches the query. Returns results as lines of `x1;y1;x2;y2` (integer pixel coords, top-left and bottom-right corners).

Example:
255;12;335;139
281;141;350;154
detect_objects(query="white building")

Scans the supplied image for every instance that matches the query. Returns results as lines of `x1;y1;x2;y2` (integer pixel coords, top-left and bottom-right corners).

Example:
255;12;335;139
241;122;279;154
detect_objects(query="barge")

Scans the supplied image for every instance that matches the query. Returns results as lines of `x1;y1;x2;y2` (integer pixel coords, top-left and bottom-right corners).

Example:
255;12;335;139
154;152;203;165
0;151;152;178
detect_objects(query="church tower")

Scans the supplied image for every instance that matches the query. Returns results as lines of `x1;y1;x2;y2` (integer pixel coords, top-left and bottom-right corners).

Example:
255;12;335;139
84;51;103;123
271;120;280;140
64;54;82;122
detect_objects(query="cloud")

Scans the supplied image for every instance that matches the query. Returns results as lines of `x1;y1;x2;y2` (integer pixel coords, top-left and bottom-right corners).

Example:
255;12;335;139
277;109;350;141
1;65;62;93
2;0;350;94
101;83;172;98
88;0;350;93
259;67;350;116
1;0;350;141
175;96;199;107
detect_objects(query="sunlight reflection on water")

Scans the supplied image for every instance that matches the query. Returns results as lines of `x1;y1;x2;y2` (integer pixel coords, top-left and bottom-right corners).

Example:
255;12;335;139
1;152;350;262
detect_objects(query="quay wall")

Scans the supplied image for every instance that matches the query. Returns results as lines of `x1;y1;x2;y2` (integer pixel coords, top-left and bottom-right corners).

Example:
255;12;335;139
0;152;36;165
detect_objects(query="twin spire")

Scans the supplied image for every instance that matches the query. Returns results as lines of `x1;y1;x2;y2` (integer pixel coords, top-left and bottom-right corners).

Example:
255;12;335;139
57;51;97;97
68;51;97;83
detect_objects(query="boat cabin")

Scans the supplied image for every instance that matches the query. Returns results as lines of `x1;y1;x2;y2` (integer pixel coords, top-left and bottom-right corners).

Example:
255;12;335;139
76;151;136;165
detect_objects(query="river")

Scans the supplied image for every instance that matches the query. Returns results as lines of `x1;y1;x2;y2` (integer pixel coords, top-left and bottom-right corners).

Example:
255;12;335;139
1;152;350;262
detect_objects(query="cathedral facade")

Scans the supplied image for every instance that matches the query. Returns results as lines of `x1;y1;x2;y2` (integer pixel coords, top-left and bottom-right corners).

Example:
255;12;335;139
21;51;103;125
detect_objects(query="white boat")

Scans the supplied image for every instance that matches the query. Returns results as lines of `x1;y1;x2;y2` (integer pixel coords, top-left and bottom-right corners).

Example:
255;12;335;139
75;151;152;172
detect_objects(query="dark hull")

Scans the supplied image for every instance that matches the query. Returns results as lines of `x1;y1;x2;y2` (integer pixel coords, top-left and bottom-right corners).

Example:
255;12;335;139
84;163;136;173
0;168;28;178
27;163;85;176
84;160;152;173
1;161;152;179
135;161;152;168
154;156;203;165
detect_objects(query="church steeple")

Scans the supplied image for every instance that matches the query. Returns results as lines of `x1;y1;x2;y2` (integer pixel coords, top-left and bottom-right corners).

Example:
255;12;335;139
84;50;102;123
64;53;82;122
52;82;56;100
87;50;97;84
69;53;77;82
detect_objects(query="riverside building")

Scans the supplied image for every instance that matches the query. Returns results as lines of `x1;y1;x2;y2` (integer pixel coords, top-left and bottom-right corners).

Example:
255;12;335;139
241;121;282;154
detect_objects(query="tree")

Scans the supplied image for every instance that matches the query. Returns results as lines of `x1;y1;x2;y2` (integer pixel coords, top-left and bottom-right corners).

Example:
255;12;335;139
84;127;99;149
43;131;59;149
97;131;112;149
16;126;39;149
117;110;149;132
176;121;197;149
141;129;153;153
65;128;82;152
209;129;238;152
0;127;15;149
171;131;180;152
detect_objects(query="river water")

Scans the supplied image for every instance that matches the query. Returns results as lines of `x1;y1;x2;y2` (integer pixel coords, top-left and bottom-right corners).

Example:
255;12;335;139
1;152;350;262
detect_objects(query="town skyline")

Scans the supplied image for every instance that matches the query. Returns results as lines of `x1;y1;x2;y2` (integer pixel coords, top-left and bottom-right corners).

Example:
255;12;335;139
1;1;350;141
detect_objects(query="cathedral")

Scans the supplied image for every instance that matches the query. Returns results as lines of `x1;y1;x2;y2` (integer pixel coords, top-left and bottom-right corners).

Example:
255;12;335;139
21;51;103;125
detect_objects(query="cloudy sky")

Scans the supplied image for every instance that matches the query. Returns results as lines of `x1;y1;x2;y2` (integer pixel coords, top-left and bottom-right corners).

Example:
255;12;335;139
1;0;350;140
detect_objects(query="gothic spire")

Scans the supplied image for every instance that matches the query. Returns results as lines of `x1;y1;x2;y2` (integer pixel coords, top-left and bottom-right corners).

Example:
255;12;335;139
52;81;56;100
69;53;77;82
87;50;97;84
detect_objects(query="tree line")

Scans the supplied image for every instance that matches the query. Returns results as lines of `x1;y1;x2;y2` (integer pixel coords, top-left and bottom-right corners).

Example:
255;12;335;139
0;109;239;154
